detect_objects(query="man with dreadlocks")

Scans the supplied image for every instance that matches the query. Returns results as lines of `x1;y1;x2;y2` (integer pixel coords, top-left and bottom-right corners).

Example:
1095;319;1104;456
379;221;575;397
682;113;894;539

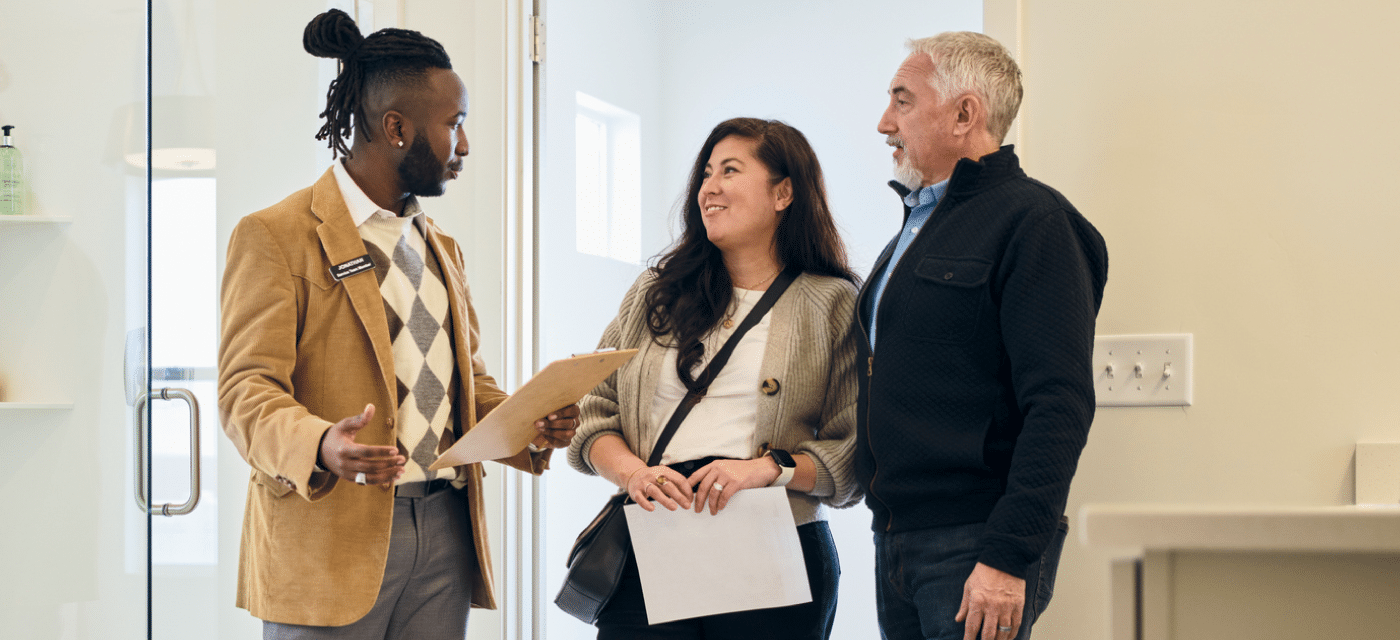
218;9;577;639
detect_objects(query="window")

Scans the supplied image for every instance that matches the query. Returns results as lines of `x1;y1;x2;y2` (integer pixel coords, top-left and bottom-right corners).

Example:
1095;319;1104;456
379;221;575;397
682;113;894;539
574;92;641;264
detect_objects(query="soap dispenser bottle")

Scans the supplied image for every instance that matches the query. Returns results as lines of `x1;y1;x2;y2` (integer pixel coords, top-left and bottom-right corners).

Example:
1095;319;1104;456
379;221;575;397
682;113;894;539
0;125;23;216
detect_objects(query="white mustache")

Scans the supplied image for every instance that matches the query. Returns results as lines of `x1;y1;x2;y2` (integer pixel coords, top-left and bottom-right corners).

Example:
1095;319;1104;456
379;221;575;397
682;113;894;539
885;135;904;149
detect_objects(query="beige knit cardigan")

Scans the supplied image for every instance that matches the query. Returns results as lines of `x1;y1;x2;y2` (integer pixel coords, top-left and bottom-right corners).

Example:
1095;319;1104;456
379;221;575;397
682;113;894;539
567;270;863;525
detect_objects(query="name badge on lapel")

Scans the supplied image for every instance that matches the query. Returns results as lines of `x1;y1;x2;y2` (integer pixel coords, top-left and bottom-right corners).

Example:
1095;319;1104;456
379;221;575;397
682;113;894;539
329;254;376;281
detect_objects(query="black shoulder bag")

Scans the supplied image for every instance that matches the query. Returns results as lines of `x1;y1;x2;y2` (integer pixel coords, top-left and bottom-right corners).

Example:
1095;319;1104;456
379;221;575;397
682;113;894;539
553;268;798;624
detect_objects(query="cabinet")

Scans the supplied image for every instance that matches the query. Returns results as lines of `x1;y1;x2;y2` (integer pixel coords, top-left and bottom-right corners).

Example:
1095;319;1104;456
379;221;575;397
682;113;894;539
1082;504;1400;640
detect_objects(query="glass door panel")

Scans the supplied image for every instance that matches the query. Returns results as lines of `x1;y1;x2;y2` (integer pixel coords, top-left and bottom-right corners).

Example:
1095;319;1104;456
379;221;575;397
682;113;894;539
147;0;332;638
0;0;149;638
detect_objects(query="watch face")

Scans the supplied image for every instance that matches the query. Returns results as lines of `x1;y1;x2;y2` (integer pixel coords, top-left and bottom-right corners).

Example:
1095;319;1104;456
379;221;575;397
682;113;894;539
769;449;796;468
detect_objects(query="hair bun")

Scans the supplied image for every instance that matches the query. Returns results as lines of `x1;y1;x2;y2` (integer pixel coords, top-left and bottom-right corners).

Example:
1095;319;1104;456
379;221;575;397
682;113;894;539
303;8;364;60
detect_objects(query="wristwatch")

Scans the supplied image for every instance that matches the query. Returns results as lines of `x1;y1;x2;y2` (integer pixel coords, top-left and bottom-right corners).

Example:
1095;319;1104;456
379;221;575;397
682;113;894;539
766;448;796;487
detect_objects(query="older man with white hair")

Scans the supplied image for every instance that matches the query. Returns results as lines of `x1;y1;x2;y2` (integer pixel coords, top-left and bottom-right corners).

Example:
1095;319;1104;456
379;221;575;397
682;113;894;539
853;32;1109;640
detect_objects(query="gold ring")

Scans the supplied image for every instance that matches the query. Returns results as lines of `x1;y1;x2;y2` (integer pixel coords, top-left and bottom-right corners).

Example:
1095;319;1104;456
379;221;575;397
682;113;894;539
655;476;668;487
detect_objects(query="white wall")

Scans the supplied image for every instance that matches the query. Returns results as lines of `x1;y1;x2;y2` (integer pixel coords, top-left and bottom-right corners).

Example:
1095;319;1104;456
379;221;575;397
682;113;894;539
538;0;668;365
655;0;982;275
1015;1;1400;638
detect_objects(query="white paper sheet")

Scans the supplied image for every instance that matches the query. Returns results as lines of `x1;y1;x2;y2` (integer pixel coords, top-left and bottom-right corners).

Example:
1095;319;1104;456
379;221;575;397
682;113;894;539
622;486;811;624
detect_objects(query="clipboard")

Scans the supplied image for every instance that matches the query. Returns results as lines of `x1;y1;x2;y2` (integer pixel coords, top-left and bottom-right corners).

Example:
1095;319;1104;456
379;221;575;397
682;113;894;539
428;349;638;469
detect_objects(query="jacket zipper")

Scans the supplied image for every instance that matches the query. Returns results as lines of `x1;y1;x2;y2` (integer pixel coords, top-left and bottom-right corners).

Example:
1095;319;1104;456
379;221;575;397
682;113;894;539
858;276;895;531
864;189;947;532
863;351;893;531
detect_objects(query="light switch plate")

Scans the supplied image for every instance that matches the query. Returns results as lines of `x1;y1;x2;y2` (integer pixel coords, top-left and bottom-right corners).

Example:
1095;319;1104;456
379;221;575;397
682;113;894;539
1093;334;1192;407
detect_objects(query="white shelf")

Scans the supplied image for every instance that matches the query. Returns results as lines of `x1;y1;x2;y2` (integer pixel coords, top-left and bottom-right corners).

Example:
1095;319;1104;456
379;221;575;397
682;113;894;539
0;402;74;410
1081;503;1400;553
0;215;72;224
2;217;76;413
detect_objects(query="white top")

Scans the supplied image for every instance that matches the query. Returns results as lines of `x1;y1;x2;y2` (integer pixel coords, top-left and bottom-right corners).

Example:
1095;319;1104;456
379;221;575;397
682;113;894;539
652;288;770;465
332;160;426;229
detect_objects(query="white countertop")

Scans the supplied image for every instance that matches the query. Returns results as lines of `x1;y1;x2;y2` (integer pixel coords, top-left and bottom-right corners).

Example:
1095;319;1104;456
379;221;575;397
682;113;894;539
1080;504;1400;553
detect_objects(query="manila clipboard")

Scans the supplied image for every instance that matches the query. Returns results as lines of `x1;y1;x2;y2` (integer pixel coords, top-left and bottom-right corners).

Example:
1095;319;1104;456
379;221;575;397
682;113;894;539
429;349;638;469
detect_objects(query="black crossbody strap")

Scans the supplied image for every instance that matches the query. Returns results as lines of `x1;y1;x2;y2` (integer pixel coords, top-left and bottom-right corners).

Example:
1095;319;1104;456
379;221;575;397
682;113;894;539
645;266;800;466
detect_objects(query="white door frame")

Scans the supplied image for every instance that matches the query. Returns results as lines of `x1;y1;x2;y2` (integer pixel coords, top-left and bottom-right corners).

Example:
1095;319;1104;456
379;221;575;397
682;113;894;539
453;1;538;639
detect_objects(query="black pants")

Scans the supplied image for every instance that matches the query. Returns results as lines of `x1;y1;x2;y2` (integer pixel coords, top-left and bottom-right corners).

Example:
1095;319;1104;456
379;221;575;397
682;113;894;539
596;520;839;640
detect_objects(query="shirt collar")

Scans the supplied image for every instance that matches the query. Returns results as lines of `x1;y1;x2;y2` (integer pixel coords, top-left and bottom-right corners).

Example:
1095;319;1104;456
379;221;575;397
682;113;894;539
902;178;950;209
332;160;425;230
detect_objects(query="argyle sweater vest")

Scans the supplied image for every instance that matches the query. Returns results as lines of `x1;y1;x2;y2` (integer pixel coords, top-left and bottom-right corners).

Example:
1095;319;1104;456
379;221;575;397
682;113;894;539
359;213;459;484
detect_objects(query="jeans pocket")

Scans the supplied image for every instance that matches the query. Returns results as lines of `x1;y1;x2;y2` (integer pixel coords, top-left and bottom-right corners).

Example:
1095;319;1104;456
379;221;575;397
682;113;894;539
1034;517;1070;615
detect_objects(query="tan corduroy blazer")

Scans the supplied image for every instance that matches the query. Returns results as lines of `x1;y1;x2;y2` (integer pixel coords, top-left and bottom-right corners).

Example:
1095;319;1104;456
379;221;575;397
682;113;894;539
218;168;546;626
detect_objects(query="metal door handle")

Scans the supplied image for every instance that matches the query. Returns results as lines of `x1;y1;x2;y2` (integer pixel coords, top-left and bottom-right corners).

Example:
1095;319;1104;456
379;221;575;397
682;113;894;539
134;388;202;516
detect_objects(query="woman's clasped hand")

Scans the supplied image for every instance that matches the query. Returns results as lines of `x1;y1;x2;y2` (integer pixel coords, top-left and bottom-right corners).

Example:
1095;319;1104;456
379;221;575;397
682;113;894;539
624;458;782;515
624;464;692;511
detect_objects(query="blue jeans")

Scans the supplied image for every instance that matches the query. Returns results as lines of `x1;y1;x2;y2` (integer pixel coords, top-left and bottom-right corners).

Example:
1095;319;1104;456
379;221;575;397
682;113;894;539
874;518;1067;640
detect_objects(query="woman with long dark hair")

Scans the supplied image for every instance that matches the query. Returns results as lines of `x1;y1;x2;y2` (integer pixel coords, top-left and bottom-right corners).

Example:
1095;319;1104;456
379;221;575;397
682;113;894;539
566;117;861;639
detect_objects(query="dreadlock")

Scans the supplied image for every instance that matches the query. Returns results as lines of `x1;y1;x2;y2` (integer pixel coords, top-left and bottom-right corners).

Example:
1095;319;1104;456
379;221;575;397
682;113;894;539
303;9;453;159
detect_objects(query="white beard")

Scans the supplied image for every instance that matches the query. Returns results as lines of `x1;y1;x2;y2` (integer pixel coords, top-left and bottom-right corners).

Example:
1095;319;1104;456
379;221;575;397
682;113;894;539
893;156;924;191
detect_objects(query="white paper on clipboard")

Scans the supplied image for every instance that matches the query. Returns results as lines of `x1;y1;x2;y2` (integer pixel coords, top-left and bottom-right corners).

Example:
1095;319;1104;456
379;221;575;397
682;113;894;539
428;349;637;469
623;486;811;624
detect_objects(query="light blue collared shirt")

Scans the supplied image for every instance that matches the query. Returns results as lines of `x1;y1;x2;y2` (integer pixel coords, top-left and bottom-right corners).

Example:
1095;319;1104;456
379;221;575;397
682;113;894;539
865;179;949;348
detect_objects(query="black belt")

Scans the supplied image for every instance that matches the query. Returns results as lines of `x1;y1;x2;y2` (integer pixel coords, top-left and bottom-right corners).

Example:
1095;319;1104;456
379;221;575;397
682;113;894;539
394;478;454;498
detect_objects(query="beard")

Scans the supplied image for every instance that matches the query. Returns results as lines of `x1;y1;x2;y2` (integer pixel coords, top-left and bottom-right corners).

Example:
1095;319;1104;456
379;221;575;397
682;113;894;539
893;157;924;191
890;142;924;190
397;135;448;198
889;137;925;191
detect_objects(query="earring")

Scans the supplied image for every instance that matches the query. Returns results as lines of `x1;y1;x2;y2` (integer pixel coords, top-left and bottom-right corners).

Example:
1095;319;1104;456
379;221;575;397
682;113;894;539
398;140;404;148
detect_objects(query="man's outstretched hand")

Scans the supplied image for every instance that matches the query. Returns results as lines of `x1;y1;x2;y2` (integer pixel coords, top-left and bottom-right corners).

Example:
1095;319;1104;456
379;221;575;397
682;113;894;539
318;404;405;486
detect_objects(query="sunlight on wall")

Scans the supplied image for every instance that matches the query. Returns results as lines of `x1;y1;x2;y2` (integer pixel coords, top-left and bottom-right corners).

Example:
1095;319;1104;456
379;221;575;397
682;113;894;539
575;92;641;265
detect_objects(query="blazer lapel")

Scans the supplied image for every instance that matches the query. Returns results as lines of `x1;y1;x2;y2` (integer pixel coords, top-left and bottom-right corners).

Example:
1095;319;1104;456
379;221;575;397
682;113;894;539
310;168;397;398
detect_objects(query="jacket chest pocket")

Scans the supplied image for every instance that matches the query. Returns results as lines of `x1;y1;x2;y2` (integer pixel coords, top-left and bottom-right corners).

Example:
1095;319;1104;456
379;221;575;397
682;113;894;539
903;256;992;345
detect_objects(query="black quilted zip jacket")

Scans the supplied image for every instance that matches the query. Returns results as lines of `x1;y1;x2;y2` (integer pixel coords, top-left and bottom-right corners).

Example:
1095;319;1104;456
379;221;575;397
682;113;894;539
853;145;1109;579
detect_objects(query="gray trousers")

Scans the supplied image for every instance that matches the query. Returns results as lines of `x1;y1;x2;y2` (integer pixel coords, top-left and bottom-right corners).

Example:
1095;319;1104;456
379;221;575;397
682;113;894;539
264;484;476;640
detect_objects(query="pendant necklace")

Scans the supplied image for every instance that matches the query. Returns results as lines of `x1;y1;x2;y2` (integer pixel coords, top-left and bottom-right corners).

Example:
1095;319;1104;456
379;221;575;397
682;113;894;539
722;266;783;329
